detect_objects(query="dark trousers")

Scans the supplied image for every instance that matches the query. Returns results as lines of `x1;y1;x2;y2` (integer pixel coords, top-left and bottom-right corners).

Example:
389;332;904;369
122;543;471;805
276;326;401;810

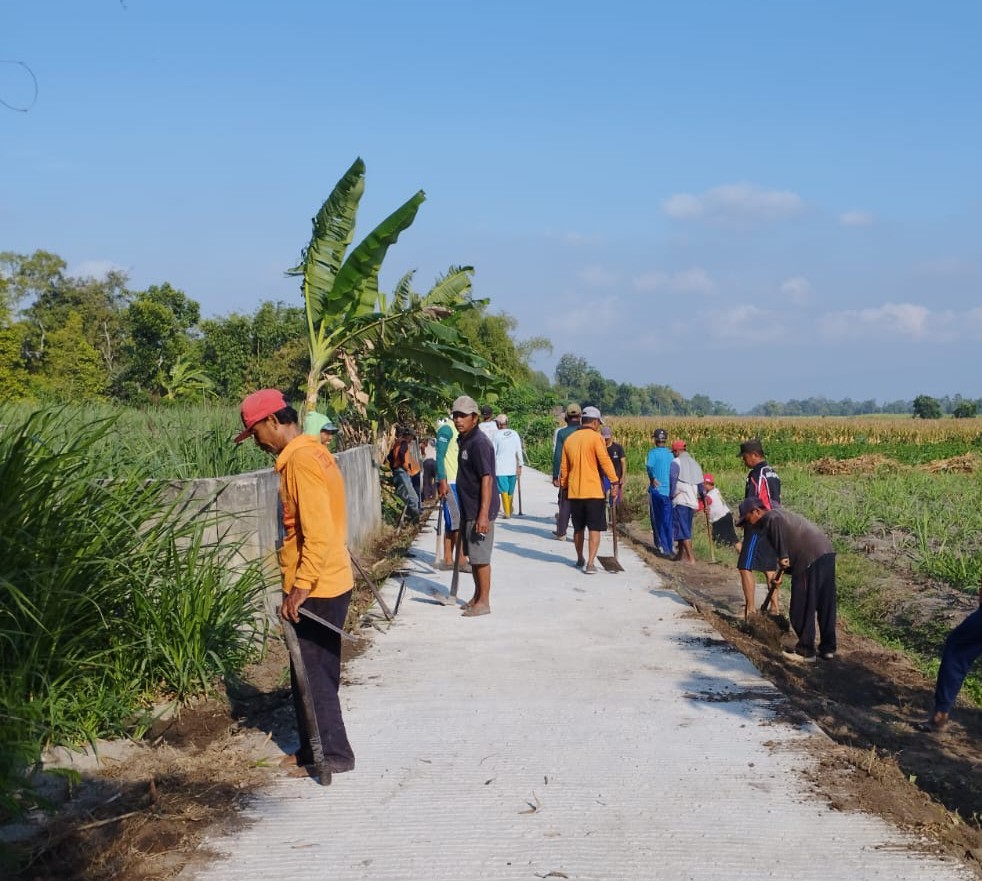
648;489;673;556
711;512;740;546
556;488;571;535
934;607;982;714
789;553;837;654
290;591;355;771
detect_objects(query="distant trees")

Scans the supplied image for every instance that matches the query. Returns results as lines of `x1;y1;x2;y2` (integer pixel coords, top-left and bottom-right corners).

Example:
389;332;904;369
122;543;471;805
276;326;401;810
953;401;979;419
912;395;944;419
552;353;734;416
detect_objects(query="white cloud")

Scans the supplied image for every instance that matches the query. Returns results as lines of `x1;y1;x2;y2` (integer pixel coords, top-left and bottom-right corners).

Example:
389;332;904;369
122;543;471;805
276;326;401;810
579;264;620;287
69;259;126;279
701;304;789;345
633;267;714;295
780;276;812;305
839;210;874;227
662;183;805;227
820;302;957;341
546;295;621;335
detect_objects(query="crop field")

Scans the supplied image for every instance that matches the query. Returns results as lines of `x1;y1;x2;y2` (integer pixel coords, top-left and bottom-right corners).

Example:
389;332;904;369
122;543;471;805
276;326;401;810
526;414;982;705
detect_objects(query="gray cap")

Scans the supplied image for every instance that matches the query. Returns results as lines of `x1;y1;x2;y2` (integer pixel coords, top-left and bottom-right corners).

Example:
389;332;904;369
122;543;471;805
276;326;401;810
451;395;480;415
581;405;603;423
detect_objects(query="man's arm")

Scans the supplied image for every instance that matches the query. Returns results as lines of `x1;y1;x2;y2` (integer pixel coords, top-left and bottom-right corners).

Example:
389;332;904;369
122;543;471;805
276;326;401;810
476;474;493;535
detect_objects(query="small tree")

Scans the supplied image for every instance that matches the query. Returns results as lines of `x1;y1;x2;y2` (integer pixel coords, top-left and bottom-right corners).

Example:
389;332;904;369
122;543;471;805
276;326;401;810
953;401;978;419
912;394;943;419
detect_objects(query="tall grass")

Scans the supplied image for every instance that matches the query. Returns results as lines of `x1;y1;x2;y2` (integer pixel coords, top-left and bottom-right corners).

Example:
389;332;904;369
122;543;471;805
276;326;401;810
0;407;268;824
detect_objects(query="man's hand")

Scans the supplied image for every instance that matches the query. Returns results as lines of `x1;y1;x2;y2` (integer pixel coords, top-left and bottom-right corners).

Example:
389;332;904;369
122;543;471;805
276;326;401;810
476;513;491;536
281;587;311;623
779;557;790;570
552;478;560;488
438;478;449;498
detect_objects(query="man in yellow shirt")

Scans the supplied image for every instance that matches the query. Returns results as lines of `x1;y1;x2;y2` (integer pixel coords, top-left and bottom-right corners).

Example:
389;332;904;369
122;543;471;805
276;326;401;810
560;406;619;574
235;389;355;784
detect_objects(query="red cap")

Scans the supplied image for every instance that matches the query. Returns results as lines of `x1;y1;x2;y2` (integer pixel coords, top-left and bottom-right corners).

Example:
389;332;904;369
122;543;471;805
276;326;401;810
671;439;686;451
234;389;288;443
703;473;715;484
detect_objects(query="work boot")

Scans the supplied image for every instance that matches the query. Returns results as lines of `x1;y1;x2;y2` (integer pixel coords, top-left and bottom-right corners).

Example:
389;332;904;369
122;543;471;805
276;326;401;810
502;492;512;518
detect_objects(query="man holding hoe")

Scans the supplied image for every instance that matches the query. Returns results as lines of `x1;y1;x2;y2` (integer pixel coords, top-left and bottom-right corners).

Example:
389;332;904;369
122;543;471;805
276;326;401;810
235;389;355;783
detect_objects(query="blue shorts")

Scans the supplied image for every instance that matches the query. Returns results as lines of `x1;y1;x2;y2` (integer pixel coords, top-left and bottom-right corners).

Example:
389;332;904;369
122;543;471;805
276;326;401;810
496;475;517;495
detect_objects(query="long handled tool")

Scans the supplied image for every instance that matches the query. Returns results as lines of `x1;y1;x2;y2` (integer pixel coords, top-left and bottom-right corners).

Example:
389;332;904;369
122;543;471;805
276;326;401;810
704;507;716;563
279;615;333;786
348;549;393;621
517;471;524;516
298;605;360;643
441;530;464;605
759;568;784;614
434;496;445;565
597;493;625;573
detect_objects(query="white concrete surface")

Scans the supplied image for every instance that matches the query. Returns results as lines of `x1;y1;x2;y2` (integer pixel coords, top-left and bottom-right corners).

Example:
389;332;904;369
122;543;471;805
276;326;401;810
186;468;970;881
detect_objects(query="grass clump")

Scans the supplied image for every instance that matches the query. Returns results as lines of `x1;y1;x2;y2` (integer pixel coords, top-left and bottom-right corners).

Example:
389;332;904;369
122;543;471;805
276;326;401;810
0;407;268;828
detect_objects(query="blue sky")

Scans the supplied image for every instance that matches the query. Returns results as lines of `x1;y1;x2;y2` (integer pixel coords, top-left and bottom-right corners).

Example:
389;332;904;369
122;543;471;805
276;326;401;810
3;1;981;410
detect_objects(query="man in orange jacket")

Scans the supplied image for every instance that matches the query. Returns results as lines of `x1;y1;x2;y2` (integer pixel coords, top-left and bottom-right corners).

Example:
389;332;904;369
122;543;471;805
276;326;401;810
560;406;619;574
235;389;355;783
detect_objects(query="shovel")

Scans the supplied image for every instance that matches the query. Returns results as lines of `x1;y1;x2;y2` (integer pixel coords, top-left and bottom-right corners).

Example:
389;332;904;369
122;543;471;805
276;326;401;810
434;496;445;566
597;492;625;573
440;530;464;605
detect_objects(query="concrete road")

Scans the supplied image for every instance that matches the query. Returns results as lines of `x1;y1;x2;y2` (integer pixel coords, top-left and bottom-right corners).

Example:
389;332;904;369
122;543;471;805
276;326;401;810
186;467;970;881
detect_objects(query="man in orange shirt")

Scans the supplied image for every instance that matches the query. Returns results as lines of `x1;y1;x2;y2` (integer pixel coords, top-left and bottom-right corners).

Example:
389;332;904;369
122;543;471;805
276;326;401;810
235;389;355;784
387;426;422;522
560;406;619;574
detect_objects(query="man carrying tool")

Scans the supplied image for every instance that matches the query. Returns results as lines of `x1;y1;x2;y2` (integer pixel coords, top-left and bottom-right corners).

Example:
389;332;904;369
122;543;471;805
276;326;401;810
600;426;626;505
551;403;582;539
492;413;524;519
669;439;705;564
645;428;673;557
452;395;500;617
560;406;619;575
736;497;837;664
434;416;467;571
234;389;355;782
737;439;782;619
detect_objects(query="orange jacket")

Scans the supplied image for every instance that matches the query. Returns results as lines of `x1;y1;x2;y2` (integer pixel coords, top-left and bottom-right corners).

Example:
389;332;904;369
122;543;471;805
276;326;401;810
560;426;618;499
275;435;354;598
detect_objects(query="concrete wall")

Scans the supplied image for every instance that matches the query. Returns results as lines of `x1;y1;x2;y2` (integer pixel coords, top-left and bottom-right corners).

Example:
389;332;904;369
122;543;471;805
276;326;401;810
167;444;381;572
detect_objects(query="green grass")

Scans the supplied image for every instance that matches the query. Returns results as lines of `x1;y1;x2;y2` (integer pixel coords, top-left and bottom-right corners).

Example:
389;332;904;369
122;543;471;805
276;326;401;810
0;406;268;830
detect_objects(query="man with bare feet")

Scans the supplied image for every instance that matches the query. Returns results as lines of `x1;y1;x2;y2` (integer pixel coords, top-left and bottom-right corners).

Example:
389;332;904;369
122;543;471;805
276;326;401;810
452;395;499;617
234;389;355;783
560;406;619;575
916;577;982;733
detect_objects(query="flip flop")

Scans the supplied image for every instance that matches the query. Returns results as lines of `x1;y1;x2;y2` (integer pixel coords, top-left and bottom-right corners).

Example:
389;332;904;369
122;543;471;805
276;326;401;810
461;606;490;617
913;717;948;733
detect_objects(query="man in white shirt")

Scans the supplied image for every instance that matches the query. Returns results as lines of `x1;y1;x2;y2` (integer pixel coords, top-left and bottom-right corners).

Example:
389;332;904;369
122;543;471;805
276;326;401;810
492;413;524;518
478;404;499;441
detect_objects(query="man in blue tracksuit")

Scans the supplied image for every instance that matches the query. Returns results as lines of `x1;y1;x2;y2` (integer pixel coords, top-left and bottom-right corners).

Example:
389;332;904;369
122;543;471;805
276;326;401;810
645;428;673;557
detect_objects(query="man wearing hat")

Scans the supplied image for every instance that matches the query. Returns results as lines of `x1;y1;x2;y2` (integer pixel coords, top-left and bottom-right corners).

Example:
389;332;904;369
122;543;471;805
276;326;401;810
451;395;500;616
737;439;782;619
560;406;619;574
551;403;582;539
645;428;673;557
736;497;837;663
386;426;422;522
492;413;524;519
669;439;705;563
234;389;356;781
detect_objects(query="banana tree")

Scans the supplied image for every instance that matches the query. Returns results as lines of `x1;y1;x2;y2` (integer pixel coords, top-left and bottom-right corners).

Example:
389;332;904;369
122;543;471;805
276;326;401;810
288;159;501;454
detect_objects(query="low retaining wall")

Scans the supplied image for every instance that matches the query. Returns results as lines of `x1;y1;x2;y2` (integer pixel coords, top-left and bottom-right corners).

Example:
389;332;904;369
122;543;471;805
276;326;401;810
169;445;382;573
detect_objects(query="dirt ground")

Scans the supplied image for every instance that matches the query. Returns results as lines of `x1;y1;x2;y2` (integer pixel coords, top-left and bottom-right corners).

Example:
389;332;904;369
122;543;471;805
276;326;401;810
9;513;982;879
